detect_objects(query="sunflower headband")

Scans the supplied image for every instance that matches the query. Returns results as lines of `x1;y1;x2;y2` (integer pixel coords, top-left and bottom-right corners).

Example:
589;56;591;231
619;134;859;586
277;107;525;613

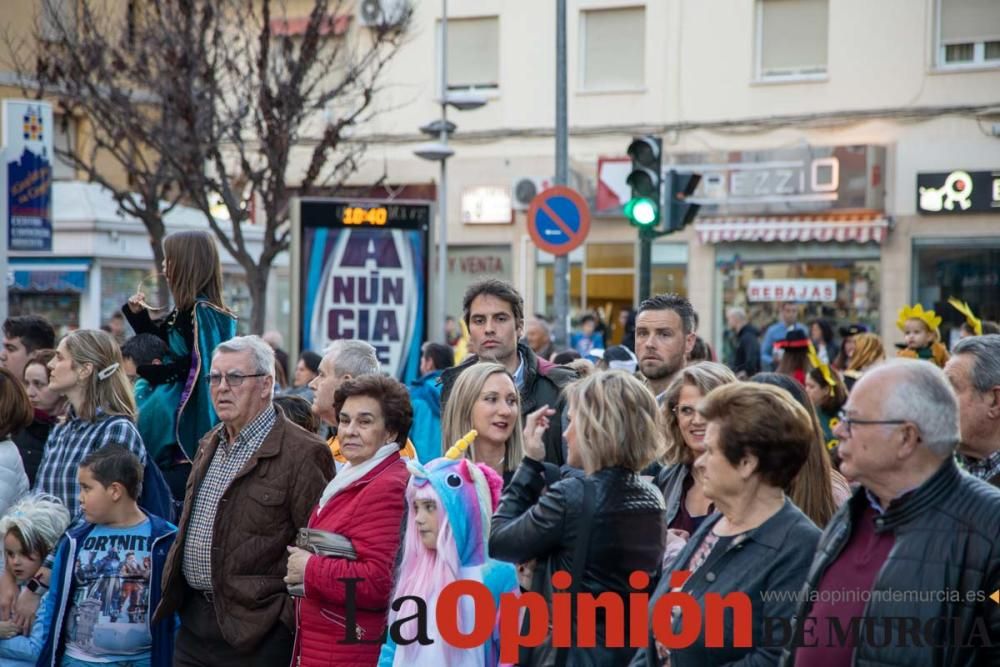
896;303;941;335
807;343;836;397
948;297;982;336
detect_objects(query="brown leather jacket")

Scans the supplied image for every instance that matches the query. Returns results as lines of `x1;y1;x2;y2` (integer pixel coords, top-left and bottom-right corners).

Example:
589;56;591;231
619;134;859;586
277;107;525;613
153;410;334;649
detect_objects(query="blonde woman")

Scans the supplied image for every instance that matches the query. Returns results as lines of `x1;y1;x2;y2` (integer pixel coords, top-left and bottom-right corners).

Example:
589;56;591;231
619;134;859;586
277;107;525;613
441;362;524;485
844;332;885;392
490;371;666;666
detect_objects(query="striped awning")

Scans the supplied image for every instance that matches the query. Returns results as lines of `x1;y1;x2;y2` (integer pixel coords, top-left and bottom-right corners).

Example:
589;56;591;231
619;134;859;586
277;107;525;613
695;214;891;244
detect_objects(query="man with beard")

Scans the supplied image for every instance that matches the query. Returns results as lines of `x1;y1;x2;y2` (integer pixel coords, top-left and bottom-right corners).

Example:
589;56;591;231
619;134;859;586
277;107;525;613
441;279;577;465
634;293;697;403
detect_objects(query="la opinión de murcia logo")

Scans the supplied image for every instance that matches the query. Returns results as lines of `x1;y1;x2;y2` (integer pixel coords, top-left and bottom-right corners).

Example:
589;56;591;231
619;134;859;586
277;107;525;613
334;574;999;659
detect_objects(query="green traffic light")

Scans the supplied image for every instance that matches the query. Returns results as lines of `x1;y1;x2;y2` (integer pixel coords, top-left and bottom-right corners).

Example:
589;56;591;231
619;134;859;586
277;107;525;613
625;197;658;227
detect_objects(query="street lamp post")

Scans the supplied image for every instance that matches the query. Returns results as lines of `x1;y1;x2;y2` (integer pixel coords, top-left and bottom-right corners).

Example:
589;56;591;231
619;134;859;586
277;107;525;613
414;0;487;344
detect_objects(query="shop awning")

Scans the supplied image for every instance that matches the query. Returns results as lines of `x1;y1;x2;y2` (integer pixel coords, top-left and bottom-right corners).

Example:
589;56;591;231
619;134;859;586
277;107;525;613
694;214;891;244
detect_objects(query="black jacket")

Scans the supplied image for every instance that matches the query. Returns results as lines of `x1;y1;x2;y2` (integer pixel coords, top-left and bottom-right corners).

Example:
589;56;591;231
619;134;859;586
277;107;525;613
630;498;820;667
779;458;1000;667
490;459;667;667
730;324;761;377
654;462;689;527
13;418;52;487
440;341;577;465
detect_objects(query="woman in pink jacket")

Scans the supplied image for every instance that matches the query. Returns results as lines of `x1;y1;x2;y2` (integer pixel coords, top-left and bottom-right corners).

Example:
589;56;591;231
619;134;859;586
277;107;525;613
285;375;412;666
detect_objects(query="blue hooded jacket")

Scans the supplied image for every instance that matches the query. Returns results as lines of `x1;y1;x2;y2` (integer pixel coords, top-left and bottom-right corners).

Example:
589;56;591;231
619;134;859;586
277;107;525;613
36;512;177;667
408;370;444;463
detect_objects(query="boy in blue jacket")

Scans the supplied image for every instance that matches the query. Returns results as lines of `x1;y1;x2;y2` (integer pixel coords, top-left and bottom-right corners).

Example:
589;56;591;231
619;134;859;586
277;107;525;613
36;445;176;667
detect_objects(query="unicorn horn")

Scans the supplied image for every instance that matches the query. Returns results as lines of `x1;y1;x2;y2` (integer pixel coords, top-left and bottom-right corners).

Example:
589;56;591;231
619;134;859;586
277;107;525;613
445;430;477;460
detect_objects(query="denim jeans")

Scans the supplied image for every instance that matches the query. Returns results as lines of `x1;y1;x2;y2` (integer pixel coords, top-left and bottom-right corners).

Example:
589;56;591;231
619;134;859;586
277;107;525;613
60;655;151;667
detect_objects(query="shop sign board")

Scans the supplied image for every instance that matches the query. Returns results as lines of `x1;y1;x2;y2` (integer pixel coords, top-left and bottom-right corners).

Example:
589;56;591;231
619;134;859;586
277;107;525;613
747;279;836;303
916;170;1000;215
2;100;54;252
597;145;886;216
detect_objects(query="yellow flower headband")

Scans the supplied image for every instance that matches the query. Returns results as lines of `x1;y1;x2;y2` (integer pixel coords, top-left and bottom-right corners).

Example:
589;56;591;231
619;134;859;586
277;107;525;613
807;343;836;397
948;297;982;336
896;303;942;335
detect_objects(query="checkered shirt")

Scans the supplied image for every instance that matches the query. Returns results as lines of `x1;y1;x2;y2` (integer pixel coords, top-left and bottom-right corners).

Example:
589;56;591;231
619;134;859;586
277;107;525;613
34;407;147;518
182;405;277;591
958;450;1000;484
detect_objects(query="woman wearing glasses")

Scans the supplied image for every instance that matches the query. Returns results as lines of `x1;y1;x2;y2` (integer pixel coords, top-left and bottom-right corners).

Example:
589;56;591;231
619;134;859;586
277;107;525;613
124;230;237;498
655;362;737;563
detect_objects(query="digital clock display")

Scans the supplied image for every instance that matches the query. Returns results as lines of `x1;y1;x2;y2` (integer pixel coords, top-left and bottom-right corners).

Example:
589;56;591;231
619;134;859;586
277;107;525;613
301;200;430;231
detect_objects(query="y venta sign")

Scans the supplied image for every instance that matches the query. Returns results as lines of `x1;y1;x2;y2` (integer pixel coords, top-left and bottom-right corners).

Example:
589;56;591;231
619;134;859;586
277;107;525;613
747;279;836;303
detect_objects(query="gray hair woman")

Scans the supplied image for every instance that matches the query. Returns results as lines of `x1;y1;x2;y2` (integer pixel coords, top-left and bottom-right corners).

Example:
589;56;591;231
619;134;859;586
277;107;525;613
632;382;821;667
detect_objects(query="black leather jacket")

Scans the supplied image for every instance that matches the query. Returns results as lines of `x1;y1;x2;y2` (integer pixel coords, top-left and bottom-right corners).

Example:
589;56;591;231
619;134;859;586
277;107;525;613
780;458;1000;666
490;458;667;666
441;341;577;465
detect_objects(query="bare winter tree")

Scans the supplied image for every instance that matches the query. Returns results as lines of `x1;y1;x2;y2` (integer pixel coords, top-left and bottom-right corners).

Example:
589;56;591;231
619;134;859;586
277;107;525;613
5;0;409;332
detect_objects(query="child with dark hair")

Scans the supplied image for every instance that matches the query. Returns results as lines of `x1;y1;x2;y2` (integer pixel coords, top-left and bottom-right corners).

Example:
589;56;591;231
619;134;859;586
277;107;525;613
36;446;176;667
273;394;321;434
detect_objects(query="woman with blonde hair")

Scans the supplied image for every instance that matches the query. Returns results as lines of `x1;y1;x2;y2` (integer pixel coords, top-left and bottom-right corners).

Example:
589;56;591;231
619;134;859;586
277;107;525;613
844;332;885;391
491;371;666;666
124;230;237;497
441;362;524;485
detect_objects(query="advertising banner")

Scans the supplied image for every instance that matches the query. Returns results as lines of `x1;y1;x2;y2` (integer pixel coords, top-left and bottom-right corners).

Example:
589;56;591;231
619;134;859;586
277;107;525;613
298;199;430;382
2;100;54;251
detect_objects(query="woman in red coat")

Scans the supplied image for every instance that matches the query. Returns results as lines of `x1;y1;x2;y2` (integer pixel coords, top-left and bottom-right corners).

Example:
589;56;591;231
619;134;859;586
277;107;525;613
284;374;412;666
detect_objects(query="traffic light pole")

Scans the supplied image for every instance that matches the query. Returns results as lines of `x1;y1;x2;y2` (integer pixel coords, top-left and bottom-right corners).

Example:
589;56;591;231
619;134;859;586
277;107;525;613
638;229;653;302
553;0;569;347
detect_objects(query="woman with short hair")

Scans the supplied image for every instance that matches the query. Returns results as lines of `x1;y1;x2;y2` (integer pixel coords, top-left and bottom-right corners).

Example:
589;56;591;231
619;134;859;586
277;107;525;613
286;374;412;667
14;350;64;487
632;382;821;667
490;370;667;667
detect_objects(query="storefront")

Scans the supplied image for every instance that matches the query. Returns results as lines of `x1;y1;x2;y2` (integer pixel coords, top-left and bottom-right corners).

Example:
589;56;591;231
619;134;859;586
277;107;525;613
911;169;1000;347
673;144;890;352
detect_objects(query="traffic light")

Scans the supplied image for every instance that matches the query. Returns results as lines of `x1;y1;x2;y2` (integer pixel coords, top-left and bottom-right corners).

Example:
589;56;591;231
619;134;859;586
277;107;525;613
664;170;702;233
625;135;662;229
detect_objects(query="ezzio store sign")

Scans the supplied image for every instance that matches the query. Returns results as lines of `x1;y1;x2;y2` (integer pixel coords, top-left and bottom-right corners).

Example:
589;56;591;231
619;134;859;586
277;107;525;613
917;170;1000;215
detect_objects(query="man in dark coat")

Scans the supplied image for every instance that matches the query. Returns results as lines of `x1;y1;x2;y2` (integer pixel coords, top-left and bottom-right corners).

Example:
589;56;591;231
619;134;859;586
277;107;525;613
946;334;1000;488
725;306;760;379
440;279;577;465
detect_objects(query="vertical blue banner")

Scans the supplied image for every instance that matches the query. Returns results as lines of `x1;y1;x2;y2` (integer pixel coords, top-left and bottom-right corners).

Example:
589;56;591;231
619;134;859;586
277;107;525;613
2;101;54;252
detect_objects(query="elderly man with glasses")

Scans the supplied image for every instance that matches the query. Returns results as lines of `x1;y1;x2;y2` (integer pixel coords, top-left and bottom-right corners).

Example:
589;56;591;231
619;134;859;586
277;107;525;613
780;359;1000;667
154;335;334;667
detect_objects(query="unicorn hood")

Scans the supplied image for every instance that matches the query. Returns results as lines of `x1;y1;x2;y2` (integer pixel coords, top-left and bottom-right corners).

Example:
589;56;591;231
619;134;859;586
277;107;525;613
404;431;504;569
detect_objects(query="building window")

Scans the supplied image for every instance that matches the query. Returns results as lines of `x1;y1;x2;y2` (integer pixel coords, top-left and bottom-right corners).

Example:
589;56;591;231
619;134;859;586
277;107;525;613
441;16;499;91
52;114;76;181
580;6;645;91
936;0;1000;68
40;0;77;42
755;0;828;80
913;242;1000;347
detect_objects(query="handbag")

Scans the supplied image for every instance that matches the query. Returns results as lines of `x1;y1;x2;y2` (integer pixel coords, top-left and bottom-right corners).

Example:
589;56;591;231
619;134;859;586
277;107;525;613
287;528;357;597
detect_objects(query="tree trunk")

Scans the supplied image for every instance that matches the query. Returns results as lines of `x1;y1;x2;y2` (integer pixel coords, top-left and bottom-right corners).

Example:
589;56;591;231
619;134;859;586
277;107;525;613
149;237;171;309
246;263;269;335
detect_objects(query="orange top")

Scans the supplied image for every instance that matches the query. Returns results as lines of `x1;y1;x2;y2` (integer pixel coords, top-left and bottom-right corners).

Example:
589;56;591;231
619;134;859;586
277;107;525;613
327;436;419;466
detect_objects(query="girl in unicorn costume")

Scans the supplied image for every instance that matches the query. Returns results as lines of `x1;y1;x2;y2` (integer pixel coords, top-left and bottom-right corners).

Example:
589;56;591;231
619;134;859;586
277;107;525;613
378;431;519;667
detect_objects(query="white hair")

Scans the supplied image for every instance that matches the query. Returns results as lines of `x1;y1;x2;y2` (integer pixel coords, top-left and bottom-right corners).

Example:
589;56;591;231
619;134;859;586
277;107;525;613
214;335;276;376
0;494;72;559
324;339;381;377
866;359;960;457
726;306;747;321
952;334;1000;394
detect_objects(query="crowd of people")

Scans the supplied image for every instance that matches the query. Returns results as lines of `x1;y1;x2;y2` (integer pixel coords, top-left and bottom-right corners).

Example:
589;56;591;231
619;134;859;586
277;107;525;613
0;251;998;665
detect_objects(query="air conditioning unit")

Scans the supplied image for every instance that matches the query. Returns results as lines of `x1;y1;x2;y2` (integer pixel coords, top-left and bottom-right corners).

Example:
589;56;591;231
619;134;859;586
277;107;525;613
357;0;409;28
511;176;552;210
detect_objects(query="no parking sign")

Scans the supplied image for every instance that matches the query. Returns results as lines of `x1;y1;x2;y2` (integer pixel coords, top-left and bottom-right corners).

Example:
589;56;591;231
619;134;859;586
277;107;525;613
527;186;590;255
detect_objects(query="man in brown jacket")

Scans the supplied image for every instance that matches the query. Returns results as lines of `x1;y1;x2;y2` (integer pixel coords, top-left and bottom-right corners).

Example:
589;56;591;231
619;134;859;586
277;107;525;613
154;335;334;666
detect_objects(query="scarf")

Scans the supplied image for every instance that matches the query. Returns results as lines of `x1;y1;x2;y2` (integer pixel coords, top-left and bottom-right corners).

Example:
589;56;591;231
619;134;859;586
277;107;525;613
319;443;399;509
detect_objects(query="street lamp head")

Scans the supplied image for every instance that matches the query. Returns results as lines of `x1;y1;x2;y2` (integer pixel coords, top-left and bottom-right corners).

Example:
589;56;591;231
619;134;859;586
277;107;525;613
413;141;455;161
443;89;488;111
419;119;457;137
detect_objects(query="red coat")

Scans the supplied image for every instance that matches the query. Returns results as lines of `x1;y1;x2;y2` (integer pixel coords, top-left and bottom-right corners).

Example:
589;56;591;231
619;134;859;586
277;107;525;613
292;453;410;666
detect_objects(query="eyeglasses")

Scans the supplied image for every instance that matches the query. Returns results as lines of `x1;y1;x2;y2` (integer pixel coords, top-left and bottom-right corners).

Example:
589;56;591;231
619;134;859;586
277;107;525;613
672;405;698;420
208;372;267;387
836;410;907;438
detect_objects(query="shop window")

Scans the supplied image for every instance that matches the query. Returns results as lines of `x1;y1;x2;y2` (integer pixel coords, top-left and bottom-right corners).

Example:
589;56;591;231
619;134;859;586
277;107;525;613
580;6;645;91
718;258;880;363
755;0;828;80
936;0;1000;68
442;16;499;91
913;244;1000;347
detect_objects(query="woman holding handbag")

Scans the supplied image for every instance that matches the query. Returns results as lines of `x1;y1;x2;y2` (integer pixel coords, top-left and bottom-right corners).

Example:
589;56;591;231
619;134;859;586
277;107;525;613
489;370;667;666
